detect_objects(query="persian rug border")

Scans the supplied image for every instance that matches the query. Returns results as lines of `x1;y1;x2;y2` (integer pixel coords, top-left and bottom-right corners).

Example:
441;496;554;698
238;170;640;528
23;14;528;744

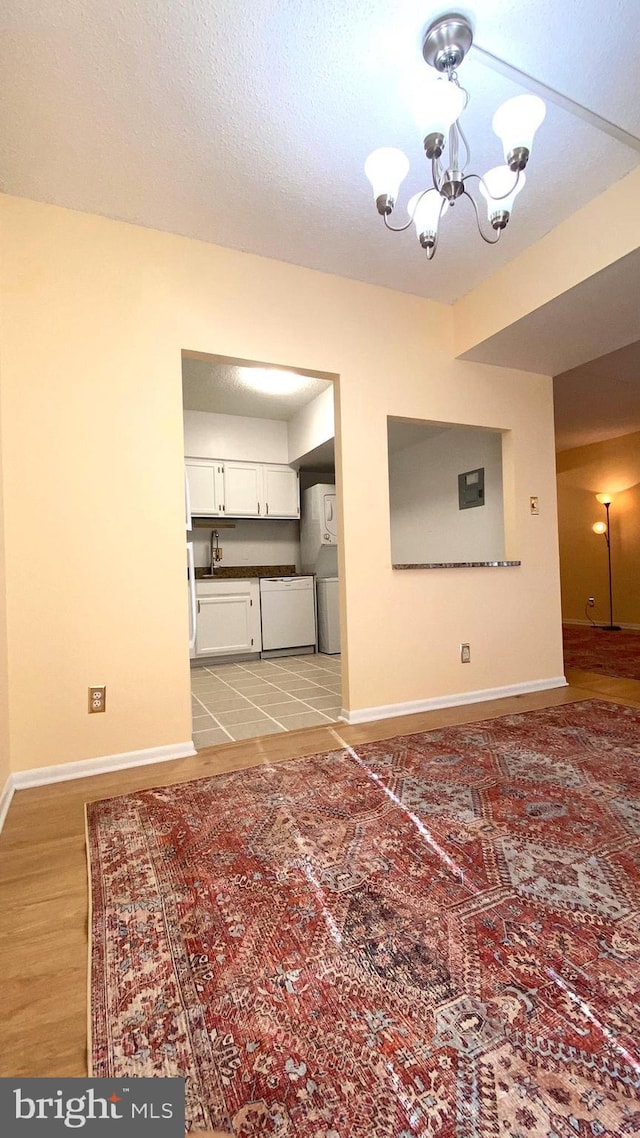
85;802;98;1077
83;695;604;818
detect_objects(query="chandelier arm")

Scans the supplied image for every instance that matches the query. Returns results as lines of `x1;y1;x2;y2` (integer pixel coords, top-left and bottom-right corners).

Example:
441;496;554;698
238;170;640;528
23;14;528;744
383;187;433;234
463;168;521;201
449;122;459;169
426;204;446;261
454;118;471;172
447;75;470;169
462;190;502;245
431;156;443;192
383;213;414;234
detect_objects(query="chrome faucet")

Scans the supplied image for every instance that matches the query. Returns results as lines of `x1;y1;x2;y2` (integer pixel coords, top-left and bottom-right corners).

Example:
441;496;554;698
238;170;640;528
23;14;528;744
210;529;221;575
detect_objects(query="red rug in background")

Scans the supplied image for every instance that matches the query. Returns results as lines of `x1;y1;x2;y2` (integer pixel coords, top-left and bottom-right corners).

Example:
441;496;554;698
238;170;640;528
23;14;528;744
87;700;640;1136
563;623;640;680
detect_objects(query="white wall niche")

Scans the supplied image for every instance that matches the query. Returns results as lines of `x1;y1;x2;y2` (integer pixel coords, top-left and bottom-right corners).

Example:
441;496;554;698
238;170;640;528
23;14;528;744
388;418;506;565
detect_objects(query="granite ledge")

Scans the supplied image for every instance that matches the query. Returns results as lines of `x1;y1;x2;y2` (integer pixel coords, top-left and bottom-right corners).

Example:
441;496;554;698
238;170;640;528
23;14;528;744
393;561;522;570
195;564;297;580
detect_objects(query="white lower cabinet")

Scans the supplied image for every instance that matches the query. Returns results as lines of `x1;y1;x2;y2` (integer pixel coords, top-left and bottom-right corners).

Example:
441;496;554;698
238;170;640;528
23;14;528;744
195;579;261;658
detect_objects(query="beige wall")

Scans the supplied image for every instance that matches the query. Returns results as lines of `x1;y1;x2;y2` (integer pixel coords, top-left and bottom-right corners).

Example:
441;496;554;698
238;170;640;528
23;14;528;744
0;195;564;774
0;378;10;791
557;432;640;627
288;386;335;465
454;168;640;359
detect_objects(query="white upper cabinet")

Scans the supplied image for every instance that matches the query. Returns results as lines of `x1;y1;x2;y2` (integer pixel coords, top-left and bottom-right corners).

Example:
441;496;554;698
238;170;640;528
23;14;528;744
223;461;263;516
262;465;300;518
185;460;218;516
185;458;299;518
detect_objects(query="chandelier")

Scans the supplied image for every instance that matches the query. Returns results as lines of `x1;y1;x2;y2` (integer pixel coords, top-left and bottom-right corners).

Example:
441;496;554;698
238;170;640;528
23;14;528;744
364;13;546;259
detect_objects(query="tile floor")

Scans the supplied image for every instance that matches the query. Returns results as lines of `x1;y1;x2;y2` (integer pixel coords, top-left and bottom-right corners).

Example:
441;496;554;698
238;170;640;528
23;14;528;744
191;654;342;749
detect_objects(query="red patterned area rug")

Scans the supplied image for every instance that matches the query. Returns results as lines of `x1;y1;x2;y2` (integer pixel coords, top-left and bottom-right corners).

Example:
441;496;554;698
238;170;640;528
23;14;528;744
87;700;640;1136
563;623;640;680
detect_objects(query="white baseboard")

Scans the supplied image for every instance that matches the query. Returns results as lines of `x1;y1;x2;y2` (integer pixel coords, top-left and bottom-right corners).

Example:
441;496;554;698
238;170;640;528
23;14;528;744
12;740;197;791
0;773;15;835
564;619;640;630
340;676;568;726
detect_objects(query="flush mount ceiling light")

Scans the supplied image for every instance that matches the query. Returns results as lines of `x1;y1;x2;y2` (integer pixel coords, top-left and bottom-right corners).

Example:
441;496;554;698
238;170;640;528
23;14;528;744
364;12;546;259
240;367;308;395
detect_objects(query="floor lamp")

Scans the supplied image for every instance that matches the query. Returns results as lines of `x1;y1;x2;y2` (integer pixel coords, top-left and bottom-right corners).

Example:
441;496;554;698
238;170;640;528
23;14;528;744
592;493;620;631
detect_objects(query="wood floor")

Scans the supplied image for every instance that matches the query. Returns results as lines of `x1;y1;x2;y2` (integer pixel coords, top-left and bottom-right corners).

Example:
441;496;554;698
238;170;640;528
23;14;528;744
1;668;639;1078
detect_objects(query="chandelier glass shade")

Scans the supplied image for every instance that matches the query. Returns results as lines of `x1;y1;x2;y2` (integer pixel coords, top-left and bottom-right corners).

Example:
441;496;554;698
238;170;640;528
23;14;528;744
364;14;546;260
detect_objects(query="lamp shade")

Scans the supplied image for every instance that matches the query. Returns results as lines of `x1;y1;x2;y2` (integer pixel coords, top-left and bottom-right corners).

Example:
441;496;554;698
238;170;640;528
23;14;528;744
492;95;546;160
595;493;613;505
413;78;465;137
407;190;444;238
592;522;607;535
479;166;525;218
364;148;410;203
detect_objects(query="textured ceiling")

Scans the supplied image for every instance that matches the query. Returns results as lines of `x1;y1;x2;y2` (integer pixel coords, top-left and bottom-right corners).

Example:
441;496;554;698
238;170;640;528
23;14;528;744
182;358;332;420
1;0;639;303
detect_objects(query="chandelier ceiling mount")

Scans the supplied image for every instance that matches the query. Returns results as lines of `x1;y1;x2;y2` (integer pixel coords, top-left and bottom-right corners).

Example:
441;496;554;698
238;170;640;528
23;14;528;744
421;12;473;73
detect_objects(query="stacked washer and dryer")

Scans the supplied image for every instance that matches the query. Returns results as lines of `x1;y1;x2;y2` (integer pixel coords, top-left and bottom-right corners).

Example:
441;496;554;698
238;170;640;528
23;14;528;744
300;483;340;654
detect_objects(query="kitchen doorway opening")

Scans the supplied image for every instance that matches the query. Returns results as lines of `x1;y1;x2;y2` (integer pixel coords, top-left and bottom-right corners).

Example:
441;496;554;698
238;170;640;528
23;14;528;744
182;351;342;749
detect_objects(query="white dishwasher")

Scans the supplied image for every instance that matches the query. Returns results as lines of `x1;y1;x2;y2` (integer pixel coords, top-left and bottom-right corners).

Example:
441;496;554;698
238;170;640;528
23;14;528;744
259;576;317;655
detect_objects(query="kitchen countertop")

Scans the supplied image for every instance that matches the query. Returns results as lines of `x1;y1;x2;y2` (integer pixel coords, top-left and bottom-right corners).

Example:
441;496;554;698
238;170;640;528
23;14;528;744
195;564;298;580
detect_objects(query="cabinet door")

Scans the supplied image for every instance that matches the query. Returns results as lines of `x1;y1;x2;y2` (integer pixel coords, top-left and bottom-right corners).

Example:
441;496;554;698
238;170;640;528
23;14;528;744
263;465;300;518
222;461;262;517
249;581;262;651
196;594;255;656
185;461;218;516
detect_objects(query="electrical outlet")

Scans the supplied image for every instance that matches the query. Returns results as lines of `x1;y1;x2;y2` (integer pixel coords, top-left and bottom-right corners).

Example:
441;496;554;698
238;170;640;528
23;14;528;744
460;643;471;664
88;685;106;713
587;597;595;607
